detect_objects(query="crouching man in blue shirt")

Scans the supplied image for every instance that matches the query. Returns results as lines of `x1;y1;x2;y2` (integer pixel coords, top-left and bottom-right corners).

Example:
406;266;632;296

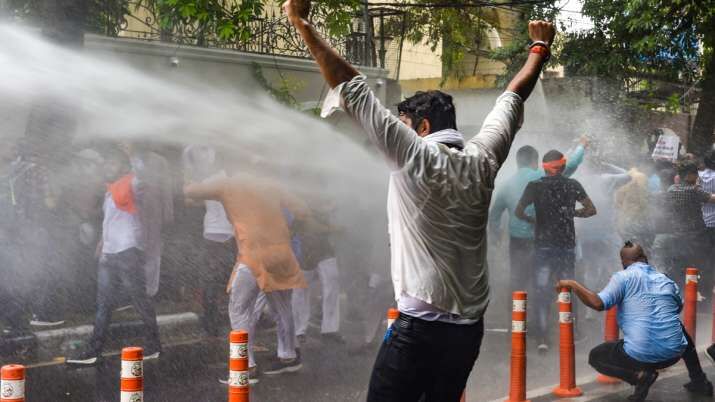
556;241;713;402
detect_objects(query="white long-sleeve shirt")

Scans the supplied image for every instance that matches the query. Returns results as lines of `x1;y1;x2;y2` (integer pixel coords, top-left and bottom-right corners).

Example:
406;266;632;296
332;75;524;321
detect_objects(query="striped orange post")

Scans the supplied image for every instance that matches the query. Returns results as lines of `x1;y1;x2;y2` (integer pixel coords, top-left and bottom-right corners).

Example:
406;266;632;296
683;268;699;343
120;347;144;402
711;285;715;344
506;291;529;402
387;308;399;328
460;391;466;402
1;365;25;402
552;287;582;398
229;330;249;402
596;307;620;384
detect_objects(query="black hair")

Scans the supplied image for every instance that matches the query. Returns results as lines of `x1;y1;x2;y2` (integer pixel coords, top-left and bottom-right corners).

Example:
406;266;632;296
658;167;676;187
516;145;538;168
704;149;715;170
542;149;564;163
677;159;699;178
397;90;457;133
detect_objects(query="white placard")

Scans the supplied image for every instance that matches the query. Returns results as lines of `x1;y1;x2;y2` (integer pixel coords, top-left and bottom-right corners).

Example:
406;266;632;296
652;134;680;162
1;379;25;399
120;391;143;402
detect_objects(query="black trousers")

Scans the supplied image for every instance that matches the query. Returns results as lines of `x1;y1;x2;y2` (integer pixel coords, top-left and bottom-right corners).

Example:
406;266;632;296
367;314;484;402
89;248;160;354
589;327;705;385
509;236;534;292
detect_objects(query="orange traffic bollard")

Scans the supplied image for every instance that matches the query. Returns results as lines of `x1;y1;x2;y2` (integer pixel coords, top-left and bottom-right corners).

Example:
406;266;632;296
1;365;25;402
121;347;144;402
460;391;466;402
506;291;529;402
711;285;715;344
596;307;620;384
387;308;399;328
552;287;582;398
683;268;699;343
229;330;250;402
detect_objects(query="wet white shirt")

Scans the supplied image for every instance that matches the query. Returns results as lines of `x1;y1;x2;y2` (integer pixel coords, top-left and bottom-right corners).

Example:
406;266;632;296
329;75;524;321
203;171;235;243
102;188;143;255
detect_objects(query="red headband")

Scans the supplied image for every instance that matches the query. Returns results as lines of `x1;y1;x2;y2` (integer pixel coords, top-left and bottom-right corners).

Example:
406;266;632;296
543;157;567;175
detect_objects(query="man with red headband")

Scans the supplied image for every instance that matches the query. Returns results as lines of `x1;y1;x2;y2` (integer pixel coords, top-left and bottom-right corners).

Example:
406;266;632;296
516;149;596;351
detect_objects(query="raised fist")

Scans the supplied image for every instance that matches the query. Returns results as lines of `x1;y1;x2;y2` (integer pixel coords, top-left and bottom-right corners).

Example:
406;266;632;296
528;20;556;47
283;0;311;22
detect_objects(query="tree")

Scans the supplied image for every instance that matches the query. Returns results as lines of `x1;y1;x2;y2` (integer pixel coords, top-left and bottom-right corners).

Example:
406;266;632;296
561;0;715;154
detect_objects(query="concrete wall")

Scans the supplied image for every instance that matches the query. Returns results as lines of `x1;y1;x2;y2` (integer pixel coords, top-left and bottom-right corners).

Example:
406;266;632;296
84;34;390;110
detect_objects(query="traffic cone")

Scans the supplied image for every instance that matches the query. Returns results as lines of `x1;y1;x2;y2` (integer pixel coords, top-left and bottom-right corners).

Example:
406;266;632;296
1;365;25;402
596;307;620;384
506;291;529;402
552;287;582;398
120;347;144;402
683;268;699;343
229;330;249;402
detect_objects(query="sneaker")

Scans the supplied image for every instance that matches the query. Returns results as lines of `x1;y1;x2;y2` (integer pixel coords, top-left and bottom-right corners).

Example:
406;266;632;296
684;378;714;396
706;344;715;365
66;348;101;366
628;370;658;402
263;356;302;375
297;334;307;345
29;315;65;327
219;366;260;385
320;333;346;345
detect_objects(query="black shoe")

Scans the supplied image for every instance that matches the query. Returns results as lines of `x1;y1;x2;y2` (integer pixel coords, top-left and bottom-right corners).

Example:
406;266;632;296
263;356;302;375
706;344;715;365
297;334;307;345
320;333;346;345
66;348;102;366
628;370;658;402
684;378;714;396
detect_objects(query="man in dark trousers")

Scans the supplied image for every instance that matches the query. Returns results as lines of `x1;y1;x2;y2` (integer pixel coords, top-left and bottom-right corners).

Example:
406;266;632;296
515;149;596;351
285;0;555;400
557;242;713;402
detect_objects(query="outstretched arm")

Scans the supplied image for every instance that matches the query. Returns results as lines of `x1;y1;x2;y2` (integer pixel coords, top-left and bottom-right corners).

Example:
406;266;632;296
506;21;556;100
284;0;359;89
556;279;605;311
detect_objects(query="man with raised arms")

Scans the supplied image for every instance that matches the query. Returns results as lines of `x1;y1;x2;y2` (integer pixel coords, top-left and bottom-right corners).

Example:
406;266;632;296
284;1;555;400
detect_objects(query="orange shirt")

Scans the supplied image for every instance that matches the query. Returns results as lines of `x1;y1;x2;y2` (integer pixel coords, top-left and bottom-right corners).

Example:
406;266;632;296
185;174;307;292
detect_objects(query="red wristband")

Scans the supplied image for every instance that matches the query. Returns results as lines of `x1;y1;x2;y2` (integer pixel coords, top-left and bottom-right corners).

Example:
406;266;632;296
530;45;550;61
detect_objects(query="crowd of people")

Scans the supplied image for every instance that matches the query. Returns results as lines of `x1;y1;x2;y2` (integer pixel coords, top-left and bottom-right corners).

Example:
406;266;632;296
1;2;714;401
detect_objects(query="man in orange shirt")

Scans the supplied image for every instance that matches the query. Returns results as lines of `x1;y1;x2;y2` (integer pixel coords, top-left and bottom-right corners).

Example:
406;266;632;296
184;173;307;377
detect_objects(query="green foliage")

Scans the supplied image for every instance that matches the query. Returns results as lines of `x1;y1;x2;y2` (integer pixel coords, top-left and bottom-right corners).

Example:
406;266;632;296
488;3;560;87
251;62;301;108
561;0;714;84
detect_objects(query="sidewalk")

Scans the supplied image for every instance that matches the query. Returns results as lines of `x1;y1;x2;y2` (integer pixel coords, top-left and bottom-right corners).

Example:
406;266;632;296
525;355;715;402
0;311;203;362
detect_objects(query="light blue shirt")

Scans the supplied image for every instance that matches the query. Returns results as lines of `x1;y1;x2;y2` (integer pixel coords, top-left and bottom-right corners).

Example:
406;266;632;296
489;145;585;239
598;262;687;363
